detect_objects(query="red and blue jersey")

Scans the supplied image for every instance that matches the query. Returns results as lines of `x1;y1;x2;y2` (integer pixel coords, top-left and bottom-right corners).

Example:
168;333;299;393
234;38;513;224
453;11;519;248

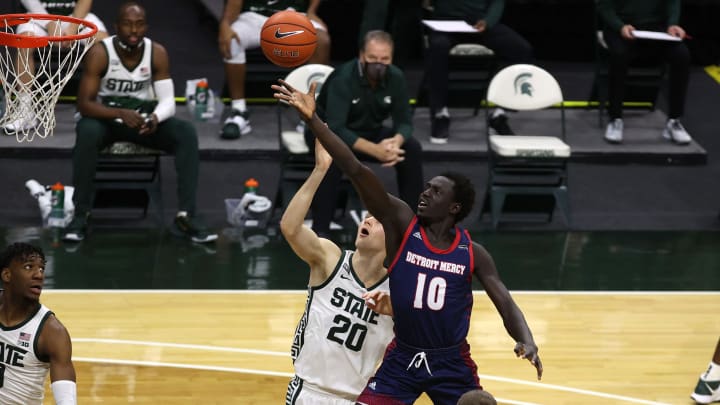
387;216;475;349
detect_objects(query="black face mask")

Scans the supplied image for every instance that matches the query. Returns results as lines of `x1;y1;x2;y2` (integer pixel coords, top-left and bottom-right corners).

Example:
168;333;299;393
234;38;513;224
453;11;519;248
363;61;388;82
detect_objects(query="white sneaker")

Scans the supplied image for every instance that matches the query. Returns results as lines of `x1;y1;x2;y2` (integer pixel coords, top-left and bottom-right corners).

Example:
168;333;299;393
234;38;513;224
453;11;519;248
663;119;692;145
220;110;251;139
691;375;720;404
604;118;623;144
1;115;38;134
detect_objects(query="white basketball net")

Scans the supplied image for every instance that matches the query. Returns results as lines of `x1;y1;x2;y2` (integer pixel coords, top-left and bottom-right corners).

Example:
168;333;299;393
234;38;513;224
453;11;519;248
0;15;96;142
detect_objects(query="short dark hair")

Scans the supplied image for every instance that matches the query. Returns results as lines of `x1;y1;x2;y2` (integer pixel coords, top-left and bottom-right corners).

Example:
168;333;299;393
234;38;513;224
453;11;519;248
362;30;394;52
440;171;475;223
117;1;144;21
457;389;497;405
0;243;46;271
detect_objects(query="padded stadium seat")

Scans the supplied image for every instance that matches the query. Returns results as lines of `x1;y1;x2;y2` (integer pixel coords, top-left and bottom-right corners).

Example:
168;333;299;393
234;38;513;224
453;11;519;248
480;64;571;228
92;142;163;222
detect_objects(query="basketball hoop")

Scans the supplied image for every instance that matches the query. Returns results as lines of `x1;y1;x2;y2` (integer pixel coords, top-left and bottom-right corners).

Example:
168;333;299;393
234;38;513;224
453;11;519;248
0;14;98;142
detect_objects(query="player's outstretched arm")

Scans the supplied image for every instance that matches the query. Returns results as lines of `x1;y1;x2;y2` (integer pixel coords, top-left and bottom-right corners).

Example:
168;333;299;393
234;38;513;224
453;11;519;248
280;140;341;285
272;80;413;247
472;242;543;380
40;315;77;404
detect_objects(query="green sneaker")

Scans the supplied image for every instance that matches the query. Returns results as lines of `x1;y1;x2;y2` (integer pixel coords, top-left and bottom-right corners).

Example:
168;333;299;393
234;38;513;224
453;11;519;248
62;213;89;242
692;376;720;404
173;214;218;243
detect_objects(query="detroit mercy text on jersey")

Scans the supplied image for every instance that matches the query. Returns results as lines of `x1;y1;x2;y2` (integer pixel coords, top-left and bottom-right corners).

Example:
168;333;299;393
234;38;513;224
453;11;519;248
98;36;156;111
289;250;394;400
0;304;53;405
388;217;475;348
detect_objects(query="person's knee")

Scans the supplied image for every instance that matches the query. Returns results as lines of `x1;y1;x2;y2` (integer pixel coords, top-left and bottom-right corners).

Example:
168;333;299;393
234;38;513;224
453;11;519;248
224;32;247;64
403;136;423;156
172;121;199;149
74;119;105;150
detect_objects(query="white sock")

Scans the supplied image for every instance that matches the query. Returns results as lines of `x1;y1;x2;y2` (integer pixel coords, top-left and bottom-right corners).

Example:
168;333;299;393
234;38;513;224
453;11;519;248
434;107;449;119
492;108;506;118
176;211;188;218
703;361;720;380
231;99;246;112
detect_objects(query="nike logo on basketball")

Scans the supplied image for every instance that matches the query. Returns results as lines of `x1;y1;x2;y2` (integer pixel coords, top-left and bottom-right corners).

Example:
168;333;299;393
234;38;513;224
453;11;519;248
274;28;305;39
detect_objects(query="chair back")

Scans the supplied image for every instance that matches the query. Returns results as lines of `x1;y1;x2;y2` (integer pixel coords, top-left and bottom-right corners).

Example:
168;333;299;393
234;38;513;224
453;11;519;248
486;64;563;111
283;64;334;99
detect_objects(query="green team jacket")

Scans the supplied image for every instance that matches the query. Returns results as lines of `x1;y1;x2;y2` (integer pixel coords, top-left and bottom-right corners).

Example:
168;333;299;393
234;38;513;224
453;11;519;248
431;0;505;29
242;0;308;16
316;58;413;147
597;0;681;32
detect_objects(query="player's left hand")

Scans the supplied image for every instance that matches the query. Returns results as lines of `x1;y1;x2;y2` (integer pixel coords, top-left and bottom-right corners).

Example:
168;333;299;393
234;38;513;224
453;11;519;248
139;114;158;136
514;342;543;380
272;80;317;122
363;290;393;317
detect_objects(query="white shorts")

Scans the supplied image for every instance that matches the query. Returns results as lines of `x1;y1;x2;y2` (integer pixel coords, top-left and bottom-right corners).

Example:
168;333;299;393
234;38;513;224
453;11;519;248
286;376;356;405
226;10;325;63
16;12;107;36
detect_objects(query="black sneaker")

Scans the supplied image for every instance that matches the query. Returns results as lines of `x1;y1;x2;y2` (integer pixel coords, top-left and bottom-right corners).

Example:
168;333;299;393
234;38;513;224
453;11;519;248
488;113;515;135
220;109;251;139
62;213;89;242
173;214;218;243
430;116;450;144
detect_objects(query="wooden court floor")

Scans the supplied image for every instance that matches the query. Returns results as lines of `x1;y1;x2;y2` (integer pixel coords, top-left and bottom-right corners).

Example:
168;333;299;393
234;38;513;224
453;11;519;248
39;290;718;405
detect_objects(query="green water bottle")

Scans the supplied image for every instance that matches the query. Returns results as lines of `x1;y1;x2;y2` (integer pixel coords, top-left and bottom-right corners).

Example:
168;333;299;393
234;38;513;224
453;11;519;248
194;79;209;121
48;182;65;228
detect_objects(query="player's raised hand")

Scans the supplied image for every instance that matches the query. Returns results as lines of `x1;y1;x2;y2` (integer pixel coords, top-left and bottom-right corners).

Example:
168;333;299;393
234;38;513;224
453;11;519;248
514;342;543;380
272;80;317;121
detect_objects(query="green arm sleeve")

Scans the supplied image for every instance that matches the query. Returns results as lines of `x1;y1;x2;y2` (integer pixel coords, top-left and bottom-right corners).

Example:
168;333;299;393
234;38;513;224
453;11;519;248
390;71;413;140
485;0;505;29
666;0;681;26
596;0;624;32
324;77;359;146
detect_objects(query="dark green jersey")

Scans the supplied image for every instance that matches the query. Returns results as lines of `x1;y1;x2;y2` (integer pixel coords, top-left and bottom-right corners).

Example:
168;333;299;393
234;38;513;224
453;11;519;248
597;0;681;32
431;0;505;29
316;59;413;146
41;1;76;16
242;0;308;16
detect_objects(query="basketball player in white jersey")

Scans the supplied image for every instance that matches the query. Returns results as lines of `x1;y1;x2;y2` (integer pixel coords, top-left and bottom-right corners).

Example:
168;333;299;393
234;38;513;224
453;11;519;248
217;0;331;138
64;1;217;244
2;0;108;133
281;139;394;404
0;242;76;405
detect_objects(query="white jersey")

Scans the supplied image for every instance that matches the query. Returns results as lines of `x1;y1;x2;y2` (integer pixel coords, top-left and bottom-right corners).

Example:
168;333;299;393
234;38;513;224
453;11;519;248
288;250;394;402
98;36;156;109
0;304;53;405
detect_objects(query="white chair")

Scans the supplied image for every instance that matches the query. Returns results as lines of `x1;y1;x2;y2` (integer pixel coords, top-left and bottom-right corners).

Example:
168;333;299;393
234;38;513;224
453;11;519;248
274;64;334;213
481;64;571;228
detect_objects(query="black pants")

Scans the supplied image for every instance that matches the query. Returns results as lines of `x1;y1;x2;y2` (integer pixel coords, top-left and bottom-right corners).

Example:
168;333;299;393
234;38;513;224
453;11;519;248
305;127;424;235
603;27;690;120
426;23;533;114
72;117;200;216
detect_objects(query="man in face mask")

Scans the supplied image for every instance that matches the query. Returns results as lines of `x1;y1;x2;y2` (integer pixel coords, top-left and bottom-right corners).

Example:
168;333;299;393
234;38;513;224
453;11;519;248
304;30;424;238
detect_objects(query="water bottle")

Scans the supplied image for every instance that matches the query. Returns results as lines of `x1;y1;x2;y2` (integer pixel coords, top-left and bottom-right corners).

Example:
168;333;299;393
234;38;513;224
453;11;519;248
47;182;65;227
244;178;259;194
194;79;209;121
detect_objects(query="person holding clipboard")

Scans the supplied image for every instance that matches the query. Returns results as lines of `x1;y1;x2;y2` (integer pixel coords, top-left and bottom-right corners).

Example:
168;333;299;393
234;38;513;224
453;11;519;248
597;0;693;145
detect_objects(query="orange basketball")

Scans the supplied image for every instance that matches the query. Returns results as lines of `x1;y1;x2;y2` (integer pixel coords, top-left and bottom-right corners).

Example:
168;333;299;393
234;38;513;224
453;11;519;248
260;10;317;68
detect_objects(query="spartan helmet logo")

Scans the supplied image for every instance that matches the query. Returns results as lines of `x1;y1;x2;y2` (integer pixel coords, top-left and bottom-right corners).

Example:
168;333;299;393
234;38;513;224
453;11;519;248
307;72;326;95
514;72;534;96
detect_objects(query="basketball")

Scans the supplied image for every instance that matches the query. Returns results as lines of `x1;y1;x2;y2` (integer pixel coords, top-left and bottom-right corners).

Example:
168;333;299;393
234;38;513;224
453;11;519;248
260;11;317;68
